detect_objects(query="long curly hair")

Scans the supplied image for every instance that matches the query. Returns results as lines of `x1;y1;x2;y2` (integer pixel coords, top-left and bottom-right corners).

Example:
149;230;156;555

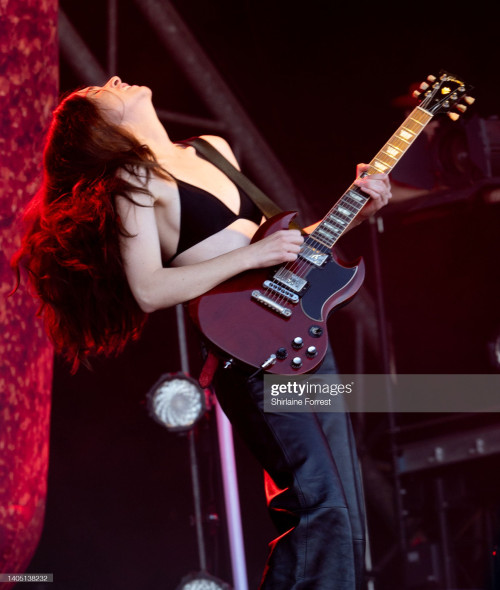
12;92;170;372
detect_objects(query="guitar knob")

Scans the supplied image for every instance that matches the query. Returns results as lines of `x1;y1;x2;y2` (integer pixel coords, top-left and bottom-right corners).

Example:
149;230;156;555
306;346;317;358
292;337;303;349
276;347;288;360
291;357;303;370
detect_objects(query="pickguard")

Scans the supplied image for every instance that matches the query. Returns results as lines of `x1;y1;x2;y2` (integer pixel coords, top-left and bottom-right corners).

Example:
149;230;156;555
300;258;358;321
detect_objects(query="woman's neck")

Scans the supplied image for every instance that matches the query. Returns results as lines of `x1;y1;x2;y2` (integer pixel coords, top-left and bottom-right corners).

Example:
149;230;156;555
122;106;177;160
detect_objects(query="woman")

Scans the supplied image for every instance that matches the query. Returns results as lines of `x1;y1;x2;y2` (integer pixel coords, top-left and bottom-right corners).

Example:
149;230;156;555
13;76;391;588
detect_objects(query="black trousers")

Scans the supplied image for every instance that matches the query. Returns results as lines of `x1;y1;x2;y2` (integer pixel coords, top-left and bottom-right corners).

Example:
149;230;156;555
213;350;366;590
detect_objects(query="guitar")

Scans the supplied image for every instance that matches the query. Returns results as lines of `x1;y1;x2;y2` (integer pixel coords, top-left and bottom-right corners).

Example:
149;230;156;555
188;71;474;375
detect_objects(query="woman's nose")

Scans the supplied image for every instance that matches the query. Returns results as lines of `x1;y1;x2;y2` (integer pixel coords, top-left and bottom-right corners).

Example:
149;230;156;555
105;76;121;88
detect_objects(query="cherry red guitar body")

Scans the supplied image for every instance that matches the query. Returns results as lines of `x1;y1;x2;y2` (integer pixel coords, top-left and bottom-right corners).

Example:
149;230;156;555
188;212;365;375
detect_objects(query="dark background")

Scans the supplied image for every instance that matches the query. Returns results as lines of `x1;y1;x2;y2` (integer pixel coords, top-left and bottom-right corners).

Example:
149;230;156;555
61;1;500;205
26;1;500;589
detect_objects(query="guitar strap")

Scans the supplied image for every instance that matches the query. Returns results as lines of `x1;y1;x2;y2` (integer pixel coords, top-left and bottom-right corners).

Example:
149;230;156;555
183;137;301;386
183;137;301;231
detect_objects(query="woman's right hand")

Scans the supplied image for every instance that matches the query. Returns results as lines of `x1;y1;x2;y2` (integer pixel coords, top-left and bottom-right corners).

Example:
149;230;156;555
245;229;304;269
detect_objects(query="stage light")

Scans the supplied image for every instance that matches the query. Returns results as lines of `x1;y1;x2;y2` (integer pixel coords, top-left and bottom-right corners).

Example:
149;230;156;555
146;373;206;432
488;330;500;371
175;571;232;590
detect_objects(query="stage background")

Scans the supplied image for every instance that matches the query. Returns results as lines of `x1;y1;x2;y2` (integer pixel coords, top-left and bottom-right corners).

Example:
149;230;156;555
15;1;500;589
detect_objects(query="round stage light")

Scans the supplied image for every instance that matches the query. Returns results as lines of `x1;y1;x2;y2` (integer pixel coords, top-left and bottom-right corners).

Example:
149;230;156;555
146;373;206;432
175;571;231;590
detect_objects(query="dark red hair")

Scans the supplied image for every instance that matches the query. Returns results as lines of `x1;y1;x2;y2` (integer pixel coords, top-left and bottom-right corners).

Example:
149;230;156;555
12;92;170;372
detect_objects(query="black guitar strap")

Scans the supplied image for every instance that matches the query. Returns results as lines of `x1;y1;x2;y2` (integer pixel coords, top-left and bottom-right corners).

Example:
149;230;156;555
183;137;301;231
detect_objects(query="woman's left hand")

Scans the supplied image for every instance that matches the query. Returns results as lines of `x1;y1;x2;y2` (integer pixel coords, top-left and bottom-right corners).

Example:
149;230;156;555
353;163;392;221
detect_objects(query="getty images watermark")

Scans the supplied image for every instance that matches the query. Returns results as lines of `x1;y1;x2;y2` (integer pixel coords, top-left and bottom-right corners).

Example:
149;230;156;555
263;374;500;413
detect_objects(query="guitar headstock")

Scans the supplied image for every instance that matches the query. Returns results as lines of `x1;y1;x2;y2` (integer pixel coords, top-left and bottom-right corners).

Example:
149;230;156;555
412;71;475;121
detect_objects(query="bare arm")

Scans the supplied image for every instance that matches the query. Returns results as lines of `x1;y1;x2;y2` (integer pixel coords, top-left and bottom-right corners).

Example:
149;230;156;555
117;194;303;313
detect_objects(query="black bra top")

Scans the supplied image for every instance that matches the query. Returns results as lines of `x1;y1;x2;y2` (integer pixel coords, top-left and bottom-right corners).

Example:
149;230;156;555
167;174;262;264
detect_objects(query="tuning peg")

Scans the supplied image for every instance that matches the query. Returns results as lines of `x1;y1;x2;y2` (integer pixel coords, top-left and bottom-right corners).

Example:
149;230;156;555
456;104;467;113
427;75;437;83
419;82;429;91
412;90;421;98
448;112;460;121
464;96;476;105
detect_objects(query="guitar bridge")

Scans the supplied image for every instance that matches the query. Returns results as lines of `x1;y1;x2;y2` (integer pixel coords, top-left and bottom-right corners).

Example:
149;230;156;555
251;290;292;317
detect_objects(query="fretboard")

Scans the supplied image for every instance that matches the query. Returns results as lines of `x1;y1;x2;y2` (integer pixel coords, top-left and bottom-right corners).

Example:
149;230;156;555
307;106;433;250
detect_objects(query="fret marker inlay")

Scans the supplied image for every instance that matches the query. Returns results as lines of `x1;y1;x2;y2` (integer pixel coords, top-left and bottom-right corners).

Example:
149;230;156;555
373;161;389;173
386;146;400;157
347;192;364;202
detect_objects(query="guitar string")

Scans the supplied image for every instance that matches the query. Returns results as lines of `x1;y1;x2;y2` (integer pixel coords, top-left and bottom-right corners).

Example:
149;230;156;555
259;183;368;311
260;189;364;309
259;199;365;312
260;107;433;309
258;86;462;311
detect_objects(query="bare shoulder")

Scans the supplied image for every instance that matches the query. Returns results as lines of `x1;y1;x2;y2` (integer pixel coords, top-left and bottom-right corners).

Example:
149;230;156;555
116;166;173;207
199;135;241;170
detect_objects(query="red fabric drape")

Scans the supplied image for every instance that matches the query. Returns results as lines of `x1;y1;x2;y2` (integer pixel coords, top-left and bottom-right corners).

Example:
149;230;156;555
0;0;58;583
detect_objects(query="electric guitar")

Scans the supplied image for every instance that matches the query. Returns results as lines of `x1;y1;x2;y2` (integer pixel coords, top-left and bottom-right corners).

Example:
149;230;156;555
188;71;474;375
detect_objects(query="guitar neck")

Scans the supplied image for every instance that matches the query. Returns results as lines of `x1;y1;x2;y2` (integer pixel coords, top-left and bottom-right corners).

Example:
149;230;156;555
308;106;434;249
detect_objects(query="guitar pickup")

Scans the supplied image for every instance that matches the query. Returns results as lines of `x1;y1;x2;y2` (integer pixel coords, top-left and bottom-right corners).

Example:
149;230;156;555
299;243;329;267
273;269;308;294
263;280;300;303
